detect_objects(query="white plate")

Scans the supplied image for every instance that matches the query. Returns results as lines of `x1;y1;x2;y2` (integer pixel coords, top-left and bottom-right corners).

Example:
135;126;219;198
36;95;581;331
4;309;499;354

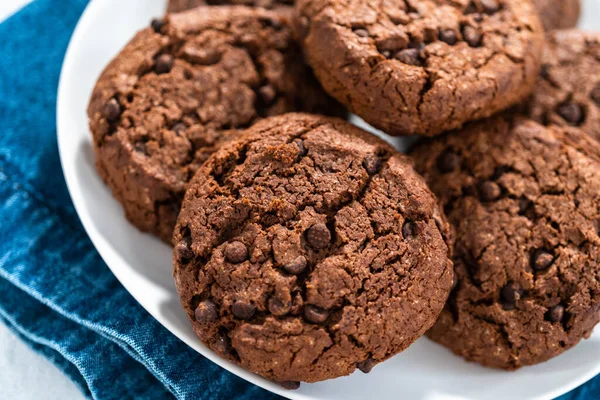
57;1;600;399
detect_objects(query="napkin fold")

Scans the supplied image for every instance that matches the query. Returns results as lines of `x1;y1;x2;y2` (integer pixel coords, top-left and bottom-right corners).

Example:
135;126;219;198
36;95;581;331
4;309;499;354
0;0;596;399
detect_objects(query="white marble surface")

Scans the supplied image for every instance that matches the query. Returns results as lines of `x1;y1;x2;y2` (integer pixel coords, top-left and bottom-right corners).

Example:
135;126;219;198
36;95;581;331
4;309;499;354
0;323;84;400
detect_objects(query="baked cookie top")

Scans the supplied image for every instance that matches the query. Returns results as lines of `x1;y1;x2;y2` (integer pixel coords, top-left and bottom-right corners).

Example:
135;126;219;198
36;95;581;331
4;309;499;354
532;0;580;31
411;115;600;369
173;113;453;383
88;6;343;242
168;0;294;13
526;30;600;143
295;0;544;136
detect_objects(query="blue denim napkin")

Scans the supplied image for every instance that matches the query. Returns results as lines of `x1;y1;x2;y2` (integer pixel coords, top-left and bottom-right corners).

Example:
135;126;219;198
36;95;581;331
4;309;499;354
0;0;597;399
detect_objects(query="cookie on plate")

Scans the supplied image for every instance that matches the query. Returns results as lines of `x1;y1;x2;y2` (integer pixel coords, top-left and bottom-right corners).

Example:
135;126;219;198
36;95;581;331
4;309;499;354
525;30;600;142
532;0;580;32
411;115;600;369
173;113;454;384
295;0;544;136
88;6;344;243
168;0;293;13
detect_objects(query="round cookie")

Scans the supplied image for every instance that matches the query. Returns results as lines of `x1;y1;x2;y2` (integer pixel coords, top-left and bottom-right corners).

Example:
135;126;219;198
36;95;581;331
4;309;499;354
168;0;293;13
88;6;344;243
411;115;600;369
295;0;544;136
525;30;600;142
532;0;580;32
173;113;453;383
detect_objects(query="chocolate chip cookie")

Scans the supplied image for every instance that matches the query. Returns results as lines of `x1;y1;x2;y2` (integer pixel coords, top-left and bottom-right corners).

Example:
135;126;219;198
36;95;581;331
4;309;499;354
168;0;293;13
88;6;344;243
173;113;454;383
295;0;544;136
411;115;600;369
533;0;580;31
525;30;600;142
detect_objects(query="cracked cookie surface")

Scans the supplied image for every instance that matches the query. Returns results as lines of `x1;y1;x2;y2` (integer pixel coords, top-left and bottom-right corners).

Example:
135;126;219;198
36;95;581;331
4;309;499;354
295;0;544;136
411;115;600;369
168;0;293;13
525;30;600;143
173;113;453;383
532;0;580;31
88;6;344;243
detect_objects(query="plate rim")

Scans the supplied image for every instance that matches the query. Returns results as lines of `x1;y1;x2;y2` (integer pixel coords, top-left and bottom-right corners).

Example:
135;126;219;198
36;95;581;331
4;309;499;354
55;1;600;399
55;1;300;399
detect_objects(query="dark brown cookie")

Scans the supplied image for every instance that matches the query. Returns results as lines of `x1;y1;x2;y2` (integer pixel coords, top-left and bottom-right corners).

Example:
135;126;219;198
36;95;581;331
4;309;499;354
525;30;600;142
532;0;580;31
88;6;344;243
173;113;453;383
168;0;293;13
295;0;544;136
411;115;600;369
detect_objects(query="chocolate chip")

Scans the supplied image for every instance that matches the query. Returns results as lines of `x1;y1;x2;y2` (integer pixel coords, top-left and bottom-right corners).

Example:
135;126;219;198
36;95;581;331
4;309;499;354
402;220;417;239
268;296;288;316
356;358;375;373
283;256;307;275
232;301;256;320
557;102;584;125
464;1;477;14
155;54;174;74
531;249;555;271
591;84;600;106
546;304;565;323
437;150;461;173
134;142;147;155
259;85;277;104
462;26;482;47
440;29;457;45
212;331;232;355
224;241;248;264
408;41;425;50
280;381;301;390
472;13;484;22
195;300;218;324
306;223;331;249
103;98;122;122
304;305;329;324
297;16;311;39
540;64;550;80
172;123;186;135
353;28;369;38
501;282;523;310
479;181;501;202
518;196;533;216
260;17;282;30
451;272;459;291
175;237;193;260
294;139;307;157
151;18;165;33
363;154;381;175
395;48;422;66
481;0;500;14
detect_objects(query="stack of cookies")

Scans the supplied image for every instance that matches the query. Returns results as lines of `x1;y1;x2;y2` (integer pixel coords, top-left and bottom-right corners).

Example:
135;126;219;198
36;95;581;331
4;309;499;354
87;0;599;389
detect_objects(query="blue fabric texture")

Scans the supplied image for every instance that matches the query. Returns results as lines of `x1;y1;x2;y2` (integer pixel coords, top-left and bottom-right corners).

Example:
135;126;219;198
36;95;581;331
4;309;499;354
0;0;597;399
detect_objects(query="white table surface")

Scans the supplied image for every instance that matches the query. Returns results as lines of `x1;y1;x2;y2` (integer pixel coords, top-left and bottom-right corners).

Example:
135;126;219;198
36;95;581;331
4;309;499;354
1;1;599;400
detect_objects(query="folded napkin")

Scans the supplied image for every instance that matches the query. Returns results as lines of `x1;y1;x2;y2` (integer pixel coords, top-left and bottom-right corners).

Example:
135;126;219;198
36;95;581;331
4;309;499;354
0;0;596;399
